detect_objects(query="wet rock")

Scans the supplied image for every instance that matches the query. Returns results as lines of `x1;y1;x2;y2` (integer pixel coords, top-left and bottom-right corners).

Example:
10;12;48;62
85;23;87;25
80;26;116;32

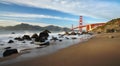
14;37;24;41
70;31;76;35
22;35;31;40
71;37;77;39
0;44;4;46
31;33;38;38
35;36;47;42
22;41;26;43
30;42;34;44
8;40;14;43
65;37;69;39
58;34;64;38
3;49;18;57
35;37;40;42
59;40;62;42
11;32;15;34
4;47;11;49
38;30;50;42
51;36;58;41
76;33;81;35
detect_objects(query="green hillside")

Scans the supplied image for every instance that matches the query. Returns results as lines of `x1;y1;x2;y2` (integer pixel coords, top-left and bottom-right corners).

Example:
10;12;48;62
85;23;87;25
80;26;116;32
92;18;120;33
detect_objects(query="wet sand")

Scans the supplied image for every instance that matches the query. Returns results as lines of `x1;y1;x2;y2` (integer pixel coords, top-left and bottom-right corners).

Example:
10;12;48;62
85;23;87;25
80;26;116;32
2;33;120;66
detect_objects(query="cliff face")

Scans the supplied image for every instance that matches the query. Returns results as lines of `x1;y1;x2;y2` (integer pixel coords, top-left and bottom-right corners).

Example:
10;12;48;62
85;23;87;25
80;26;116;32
92;18;120;33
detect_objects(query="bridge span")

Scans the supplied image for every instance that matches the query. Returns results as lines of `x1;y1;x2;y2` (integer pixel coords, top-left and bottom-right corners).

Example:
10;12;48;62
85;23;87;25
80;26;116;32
71;16;105;32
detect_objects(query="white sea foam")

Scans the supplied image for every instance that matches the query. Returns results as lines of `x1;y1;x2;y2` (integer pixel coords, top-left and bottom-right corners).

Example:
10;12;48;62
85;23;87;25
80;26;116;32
0;31;93;65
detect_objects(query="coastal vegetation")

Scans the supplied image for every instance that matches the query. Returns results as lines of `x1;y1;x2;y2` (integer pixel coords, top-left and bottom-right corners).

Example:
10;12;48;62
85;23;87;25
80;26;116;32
92;18;120;33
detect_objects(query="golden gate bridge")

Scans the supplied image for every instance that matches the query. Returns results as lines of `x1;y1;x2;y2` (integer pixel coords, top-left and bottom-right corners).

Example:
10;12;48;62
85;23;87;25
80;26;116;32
71;16;105;32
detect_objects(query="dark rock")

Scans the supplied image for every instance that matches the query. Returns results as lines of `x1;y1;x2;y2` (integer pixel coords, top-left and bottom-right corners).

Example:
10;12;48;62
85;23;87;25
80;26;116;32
31;33;38;38
34;30;51;42
58;34;61;35
38;30;50;42
70;31;76;35
30;42;34;44
71;37;77;39
14;37;24;41
22;41;26;43
76;33;81;35
22;35;31;40
58;34;64;38
3;49;18;57
11;32;15;34
51;36;58;41
35;37;40;42
0;44;4;46
65;37;69;39
35;37;46;42
4;47;11;49
8;40;14;43
59;40;62;42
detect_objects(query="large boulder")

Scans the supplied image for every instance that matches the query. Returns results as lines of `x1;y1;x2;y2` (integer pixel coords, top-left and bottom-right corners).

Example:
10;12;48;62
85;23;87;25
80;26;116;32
8;40;14;43
3;49;18;57
22;35;31;40
31;33;38;38
70;31;76;35
35;37;40;42
14;37;24;41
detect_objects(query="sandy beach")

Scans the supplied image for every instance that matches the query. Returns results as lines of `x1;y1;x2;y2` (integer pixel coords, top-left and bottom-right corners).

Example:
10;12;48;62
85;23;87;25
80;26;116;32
1;33;120;66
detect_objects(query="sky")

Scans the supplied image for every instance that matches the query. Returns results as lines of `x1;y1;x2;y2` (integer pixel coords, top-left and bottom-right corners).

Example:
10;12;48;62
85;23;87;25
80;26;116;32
0;0;120;28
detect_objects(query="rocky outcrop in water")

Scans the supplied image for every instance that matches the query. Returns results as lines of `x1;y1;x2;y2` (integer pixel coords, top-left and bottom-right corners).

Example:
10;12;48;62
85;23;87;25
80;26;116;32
31;33;39;38
22;35;31;40
8;40;14;43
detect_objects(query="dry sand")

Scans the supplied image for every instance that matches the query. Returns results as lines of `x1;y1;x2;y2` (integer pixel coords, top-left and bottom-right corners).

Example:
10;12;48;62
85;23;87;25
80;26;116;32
1;33;120;66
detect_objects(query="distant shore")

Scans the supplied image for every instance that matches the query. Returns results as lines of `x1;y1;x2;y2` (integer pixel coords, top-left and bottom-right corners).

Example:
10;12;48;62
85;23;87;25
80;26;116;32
1;32;120;66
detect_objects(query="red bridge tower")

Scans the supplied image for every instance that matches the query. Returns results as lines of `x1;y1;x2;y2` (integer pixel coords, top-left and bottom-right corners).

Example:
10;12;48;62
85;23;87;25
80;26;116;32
79;16;83;32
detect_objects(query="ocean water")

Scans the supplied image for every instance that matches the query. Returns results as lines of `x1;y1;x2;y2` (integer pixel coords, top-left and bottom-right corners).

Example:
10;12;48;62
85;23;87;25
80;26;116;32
0;30;93;65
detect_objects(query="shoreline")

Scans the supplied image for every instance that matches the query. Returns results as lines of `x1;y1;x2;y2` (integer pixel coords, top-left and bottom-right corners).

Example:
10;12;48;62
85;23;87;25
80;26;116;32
1;33;120;66
0;34;90;65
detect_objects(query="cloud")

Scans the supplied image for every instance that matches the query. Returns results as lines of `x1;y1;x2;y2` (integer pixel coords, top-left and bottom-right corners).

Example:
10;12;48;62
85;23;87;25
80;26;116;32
0;0;120;19
0;12;77;21
0;20;19;26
